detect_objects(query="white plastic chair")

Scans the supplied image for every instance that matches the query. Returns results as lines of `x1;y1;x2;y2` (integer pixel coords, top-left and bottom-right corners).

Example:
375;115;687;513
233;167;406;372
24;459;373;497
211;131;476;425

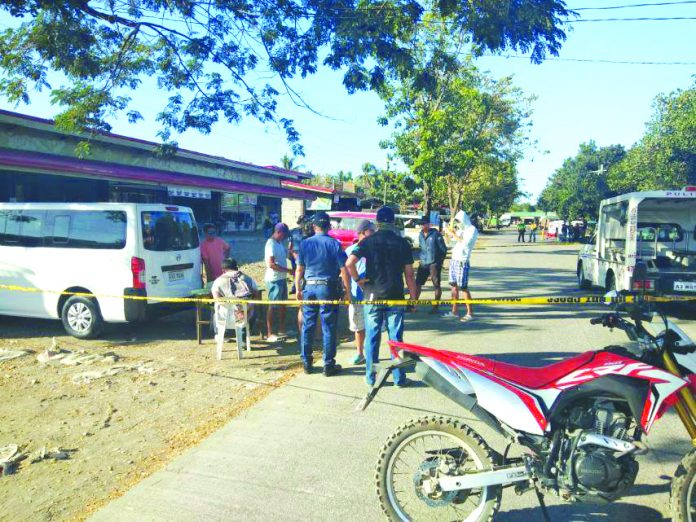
214;301;251;360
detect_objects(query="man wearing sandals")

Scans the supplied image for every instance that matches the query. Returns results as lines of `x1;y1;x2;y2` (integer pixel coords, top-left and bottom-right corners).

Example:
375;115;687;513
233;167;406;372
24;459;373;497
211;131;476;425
415;216;447;314
444;210;478;322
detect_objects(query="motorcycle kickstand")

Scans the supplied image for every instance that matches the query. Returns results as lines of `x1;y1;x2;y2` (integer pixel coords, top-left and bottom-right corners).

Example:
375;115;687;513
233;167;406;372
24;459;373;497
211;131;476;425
534;485;551;522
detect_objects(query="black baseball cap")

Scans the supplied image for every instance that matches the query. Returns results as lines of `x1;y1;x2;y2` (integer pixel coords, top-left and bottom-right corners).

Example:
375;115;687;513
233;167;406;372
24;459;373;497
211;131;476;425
314;211;330;227
376;206;395;223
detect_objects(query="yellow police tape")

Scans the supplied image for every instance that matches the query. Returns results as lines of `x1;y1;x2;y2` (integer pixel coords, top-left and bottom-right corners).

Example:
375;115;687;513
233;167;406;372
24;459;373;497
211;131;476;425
1;283;694;307
477;242;578;249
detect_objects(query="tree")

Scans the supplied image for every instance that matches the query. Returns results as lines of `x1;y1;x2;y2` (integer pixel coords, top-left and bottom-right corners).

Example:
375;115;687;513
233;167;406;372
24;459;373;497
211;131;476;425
381;50;530;217
461;160;521;216
279;154;305;171
0;1;572;151
357;162;419;210
538;141;625;220
608;84;696;192
510;202;535;212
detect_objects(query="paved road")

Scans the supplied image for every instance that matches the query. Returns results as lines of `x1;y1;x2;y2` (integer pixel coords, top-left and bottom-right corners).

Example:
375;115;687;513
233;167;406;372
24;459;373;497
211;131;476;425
93;230;695;521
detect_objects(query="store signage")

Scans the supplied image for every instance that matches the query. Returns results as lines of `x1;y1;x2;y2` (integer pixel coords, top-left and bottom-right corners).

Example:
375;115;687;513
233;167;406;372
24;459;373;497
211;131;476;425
308;197;332;210
222;192;257;209
168;185;211;199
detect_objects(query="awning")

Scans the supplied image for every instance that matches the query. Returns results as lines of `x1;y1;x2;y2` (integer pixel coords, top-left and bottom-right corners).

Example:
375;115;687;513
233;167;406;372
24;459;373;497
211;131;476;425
280;180;334;195
0;148;315;200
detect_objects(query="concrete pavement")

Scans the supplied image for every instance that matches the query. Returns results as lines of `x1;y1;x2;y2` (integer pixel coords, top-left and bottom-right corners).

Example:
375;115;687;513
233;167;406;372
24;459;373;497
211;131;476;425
92;230;694;521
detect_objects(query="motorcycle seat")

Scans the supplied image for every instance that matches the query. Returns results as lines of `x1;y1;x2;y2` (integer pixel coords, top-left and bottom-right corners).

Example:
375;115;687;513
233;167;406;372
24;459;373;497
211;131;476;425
482;351;595;389
390;341;596;389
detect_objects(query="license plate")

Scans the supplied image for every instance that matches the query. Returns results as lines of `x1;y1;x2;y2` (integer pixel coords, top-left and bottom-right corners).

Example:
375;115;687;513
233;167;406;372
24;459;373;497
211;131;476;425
167;270;185;284
674;281;696;292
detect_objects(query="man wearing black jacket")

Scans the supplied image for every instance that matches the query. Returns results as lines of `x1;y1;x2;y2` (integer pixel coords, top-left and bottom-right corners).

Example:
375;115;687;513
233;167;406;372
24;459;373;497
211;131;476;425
346;207;418;387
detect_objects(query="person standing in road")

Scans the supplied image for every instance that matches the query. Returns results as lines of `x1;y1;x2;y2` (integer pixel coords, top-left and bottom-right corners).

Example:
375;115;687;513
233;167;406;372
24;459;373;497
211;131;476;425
345;219;375;365
295;212;350;376
264;223;292;342
415;216;447;314
517;221;526;243
346;206;418;388
200;224;231;282
529;221;538;243
443;210;478;322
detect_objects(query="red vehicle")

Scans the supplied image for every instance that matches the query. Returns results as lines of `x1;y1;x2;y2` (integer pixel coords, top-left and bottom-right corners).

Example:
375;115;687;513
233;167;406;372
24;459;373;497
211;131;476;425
360;288;696;521
326;211;377;249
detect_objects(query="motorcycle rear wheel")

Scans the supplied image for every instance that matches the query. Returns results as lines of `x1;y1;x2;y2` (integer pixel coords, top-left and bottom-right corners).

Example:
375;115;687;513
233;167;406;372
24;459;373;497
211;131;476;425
375;416;501;522
671;448;696;522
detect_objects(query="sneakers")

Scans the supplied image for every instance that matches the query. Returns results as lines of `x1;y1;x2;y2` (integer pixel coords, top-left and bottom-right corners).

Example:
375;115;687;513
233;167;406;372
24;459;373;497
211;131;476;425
395;378;413;388
323;364;342;377
303;362;314;374
441;311;459;319
352;354;366;365
460;314;474;322
266;334;282;342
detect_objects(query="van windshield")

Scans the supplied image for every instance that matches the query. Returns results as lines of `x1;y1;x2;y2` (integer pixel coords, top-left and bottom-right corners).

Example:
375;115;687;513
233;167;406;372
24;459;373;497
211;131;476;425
141;211;199;251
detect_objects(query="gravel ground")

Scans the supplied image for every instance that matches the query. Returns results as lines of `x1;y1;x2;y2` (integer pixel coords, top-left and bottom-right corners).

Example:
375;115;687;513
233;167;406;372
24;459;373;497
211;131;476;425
0;256;304;521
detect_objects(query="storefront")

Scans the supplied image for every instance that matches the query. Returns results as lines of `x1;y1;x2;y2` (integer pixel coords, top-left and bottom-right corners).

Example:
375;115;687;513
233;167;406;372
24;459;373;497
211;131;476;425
0;110;313;229
279;180;361;225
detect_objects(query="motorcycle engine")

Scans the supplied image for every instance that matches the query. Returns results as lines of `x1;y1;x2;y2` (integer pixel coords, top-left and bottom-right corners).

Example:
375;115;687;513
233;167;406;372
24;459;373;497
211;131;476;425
556;400;639;503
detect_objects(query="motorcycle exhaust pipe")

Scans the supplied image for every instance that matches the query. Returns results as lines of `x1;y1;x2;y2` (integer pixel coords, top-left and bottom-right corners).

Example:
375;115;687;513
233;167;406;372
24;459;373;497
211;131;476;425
415;361;507;438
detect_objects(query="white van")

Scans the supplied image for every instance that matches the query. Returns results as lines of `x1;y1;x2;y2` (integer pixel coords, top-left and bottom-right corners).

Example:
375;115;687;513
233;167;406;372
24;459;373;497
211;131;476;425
0;203;202;338
577;188;696;294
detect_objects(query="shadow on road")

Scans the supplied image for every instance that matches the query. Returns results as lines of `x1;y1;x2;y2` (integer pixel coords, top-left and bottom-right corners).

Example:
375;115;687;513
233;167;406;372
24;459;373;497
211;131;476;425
498;502;666;522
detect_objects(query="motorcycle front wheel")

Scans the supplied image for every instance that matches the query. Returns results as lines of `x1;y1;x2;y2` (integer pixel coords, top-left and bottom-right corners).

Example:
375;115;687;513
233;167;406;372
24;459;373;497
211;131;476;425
375;416;501;522
671;448;696;521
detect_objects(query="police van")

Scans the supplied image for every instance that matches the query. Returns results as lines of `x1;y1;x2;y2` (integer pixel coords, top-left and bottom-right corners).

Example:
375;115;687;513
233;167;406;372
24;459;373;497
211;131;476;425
0;203;202;338
577;188;696;295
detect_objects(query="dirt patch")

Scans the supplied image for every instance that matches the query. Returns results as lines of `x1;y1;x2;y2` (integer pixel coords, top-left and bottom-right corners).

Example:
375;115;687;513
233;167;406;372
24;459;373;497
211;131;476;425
0;262;303;521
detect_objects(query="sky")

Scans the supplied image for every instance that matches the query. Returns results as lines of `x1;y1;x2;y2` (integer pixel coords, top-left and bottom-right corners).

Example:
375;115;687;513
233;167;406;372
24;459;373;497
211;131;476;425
1;2;695;202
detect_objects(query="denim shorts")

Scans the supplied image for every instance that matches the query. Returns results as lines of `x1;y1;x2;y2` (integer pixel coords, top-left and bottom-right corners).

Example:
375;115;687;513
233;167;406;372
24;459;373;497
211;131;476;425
265;280;288;302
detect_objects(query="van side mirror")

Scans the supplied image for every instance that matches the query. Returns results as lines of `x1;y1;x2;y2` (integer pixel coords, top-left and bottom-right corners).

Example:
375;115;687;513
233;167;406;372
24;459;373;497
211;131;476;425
634;261;648;280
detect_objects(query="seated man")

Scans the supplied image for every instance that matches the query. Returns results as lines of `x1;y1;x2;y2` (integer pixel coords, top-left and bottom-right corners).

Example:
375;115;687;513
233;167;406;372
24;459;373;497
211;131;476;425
211;258;260;359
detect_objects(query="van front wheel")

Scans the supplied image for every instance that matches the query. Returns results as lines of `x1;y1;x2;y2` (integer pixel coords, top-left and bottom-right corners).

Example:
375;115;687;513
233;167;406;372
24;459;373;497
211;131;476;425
61;296;103;339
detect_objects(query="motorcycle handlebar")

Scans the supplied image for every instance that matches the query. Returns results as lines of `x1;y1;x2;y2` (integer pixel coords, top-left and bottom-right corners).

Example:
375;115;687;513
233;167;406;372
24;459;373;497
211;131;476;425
590;316;604;325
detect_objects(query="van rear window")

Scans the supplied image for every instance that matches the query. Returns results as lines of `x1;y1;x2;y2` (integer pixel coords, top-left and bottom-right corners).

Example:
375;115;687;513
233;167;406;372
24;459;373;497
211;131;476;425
0;210;127;248
142;211;199;251
46;210;127;249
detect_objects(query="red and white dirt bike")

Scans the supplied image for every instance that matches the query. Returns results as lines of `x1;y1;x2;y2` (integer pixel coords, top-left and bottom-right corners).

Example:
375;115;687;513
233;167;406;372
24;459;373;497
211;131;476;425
359;292;696;521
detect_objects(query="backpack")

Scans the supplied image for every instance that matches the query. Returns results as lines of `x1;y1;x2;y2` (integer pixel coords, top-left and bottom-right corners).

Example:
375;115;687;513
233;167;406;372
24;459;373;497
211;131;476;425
228;272;252;299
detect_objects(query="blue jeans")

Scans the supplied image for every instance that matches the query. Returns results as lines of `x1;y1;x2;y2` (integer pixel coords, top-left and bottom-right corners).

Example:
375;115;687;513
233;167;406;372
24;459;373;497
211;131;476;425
364;304;405;386
301;284;338;367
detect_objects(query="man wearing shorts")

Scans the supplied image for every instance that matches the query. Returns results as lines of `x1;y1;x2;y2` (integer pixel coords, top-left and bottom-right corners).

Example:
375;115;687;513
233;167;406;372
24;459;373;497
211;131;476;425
345;219;374;365
264;222;292;342
444;210;478;322
415;216;447;314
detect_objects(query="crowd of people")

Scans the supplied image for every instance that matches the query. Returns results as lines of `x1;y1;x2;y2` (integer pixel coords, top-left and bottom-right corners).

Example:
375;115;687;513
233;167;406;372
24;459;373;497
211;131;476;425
516;219;587;243
199;207;479;387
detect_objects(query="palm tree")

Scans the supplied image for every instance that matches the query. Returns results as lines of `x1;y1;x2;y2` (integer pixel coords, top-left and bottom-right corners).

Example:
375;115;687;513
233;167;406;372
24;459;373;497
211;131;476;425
280;154;305;171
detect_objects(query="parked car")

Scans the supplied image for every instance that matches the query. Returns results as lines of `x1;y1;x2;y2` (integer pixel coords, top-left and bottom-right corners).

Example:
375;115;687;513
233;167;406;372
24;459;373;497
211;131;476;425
0;203;202;338
577;188;696;295
326;211;410;249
